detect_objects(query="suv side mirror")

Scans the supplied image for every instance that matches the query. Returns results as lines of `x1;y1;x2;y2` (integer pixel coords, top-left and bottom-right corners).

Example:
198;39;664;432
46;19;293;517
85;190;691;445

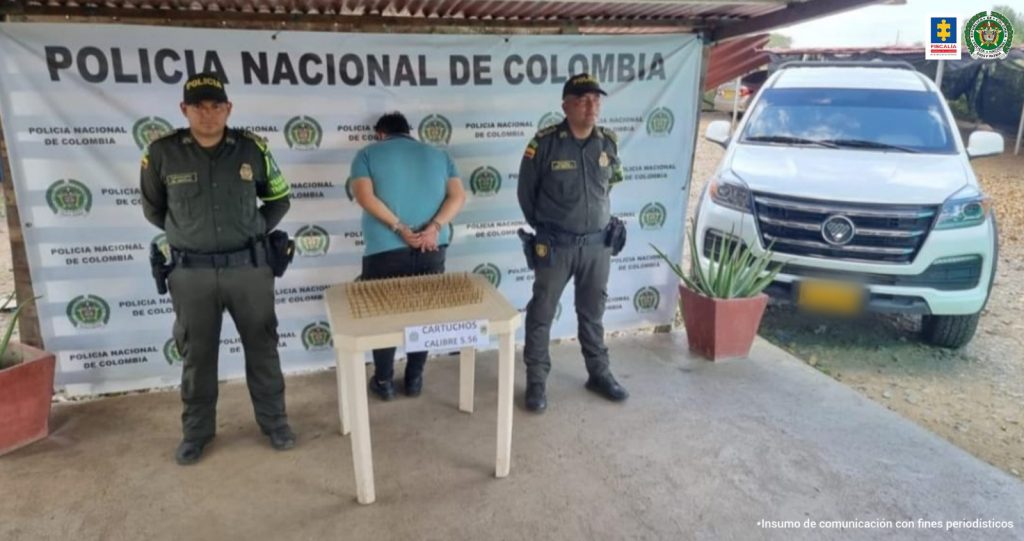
705;120;732;149
966;131;1004;159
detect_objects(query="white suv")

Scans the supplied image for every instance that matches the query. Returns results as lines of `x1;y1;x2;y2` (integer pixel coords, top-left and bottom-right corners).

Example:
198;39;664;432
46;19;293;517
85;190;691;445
695;61;1004;348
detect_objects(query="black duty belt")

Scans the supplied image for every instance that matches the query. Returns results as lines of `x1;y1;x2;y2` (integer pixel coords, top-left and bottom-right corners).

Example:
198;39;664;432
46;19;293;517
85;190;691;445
173;246;266;269
537;228;607;247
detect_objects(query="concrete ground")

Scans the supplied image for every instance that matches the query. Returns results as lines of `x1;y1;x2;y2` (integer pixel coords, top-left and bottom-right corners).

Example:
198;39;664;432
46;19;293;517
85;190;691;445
2;334;1022;541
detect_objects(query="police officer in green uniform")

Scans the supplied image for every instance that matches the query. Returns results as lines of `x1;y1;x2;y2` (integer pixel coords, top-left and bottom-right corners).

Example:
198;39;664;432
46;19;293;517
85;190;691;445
140;72;296;464
517;73;629;413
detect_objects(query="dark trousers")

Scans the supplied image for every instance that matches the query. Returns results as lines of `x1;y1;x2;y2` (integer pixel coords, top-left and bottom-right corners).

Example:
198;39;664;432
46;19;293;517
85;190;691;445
168;264;287;442
361;246;447;382
524;242;612;384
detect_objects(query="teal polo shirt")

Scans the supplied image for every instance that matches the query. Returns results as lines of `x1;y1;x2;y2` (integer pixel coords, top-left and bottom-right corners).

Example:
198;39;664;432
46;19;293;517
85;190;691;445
350;135;459;256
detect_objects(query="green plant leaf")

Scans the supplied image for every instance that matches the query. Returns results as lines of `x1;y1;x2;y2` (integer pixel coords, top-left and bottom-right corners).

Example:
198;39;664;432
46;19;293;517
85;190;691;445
0;295;41;367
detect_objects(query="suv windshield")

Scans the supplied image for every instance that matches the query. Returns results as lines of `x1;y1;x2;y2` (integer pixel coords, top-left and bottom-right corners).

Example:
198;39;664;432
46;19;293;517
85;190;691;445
741;87;957;154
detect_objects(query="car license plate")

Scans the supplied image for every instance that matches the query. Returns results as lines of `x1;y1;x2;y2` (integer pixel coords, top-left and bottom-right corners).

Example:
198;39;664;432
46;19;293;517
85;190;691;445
797;281;863;315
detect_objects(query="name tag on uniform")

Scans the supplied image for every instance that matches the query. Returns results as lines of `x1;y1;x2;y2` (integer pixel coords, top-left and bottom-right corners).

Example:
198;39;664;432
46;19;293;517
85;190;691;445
239;163;254;181
551;160;577;171
166;172;197;186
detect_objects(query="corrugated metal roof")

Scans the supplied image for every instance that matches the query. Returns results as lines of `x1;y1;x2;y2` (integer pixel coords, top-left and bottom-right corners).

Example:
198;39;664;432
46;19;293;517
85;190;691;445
6;0;788;25
706;33;769;88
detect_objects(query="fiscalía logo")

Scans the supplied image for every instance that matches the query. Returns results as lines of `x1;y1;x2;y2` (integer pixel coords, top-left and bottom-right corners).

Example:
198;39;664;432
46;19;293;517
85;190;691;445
633;286;660;313
537;112;565;130
473;263;502;288
646;107;674;136
132;117;174;149
46;179;92;217
164;338;184;365
469;166;502;196
66;294;111;329
965;11;1014;60
927;17;961;60
294;225;330;257
152;233;171;261
284;115;323;150
418;114;452;146
639;203;667;231
302;321;333;351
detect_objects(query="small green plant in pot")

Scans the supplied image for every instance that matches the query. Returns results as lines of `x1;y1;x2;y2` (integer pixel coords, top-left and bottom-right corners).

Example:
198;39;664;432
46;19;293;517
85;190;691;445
0;293;54;456
652;226;781;360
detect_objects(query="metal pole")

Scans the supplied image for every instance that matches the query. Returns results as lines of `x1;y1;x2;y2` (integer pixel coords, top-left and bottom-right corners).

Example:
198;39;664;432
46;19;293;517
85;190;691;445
1016;99;1024;155
935;59;945;89
730;76;742;131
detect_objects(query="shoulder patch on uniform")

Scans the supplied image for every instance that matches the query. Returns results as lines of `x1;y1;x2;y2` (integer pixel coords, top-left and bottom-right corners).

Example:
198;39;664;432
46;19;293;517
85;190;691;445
523;138;539;160
534;125;558;140
599;127;618;144
240;130;269;151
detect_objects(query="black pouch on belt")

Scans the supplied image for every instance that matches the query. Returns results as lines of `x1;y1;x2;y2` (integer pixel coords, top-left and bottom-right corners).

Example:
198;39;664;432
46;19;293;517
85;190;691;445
517;228;537;270
605;216;627;256
265;230;295;278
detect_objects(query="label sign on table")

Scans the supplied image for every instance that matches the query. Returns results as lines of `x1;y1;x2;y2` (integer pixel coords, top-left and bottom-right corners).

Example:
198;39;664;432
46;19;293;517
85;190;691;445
405;320;489;352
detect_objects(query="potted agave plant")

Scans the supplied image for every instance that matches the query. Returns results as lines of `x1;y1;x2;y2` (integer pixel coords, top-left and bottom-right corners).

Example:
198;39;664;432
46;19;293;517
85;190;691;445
653;227;781;361
0;293;52;456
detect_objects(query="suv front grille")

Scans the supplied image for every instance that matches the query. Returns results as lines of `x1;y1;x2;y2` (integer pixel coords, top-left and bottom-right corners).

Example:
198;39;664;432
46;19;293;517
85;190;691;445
752;193;937;264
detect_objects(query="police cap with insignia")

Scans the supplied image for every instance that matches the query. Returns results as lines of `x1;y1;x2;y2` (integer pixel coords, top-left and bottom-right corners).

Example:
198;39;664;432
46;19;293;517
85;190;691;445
183;72;228;104
562;73;608;98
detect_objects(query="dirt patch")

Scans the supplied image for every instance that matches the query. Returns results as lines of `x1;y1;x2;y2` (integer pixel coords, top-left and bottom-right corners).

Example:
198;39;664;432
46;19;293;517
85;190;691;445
689;112;1024;479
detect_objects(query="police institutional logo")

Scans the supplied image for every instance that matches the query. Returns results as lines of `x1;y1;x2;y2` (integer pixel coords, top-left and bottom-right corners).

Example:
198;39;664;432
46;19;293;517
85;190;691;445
646;107;674;136
473;263;502;288
132;117;173;149
284;116;323;150
302;321;333;351
418;114;452;146
163;338;183;366
67;295;111;329
633;287;660;313
965;11;1014;60
469;166;502;196
537;112;565;130
639;203;667;231
294;225;330;257
46;179;92;217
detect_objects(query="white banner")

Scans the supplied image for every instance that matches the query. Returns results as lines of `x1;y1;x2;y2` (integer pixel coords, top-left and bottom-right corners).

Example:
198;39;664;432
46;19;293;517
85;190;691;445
0;23;700;396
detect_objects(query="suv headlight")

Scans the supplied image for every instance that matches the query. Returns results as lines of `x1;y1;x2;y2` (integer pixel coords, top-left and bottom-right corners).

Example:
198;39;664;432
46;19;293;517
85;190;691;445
935;186;991;230
709;173;752;213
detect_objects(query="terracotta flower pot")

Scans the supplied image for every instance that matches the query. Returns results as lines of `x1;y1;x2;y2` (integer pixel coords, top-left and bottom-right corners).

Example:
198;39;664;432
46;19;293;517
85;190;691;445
0;342;56;456
679;285;769;361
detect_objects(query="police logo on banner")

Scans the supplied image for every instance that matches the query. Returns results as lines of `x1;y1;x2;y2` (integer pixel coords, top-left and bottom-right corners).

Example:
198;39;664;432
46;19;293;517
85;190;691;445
646;107;674;136
302;321;333;351
46;179;92;217
473;263;502;288
67;295;111;329
470;166;502;196
132;117;173;149
537;112;565;130
294;225;330;257
163;338;183;366
639;203;667;230
965;11;1014;60
418;114;452;146
152;233;171;261
284;116;323;150
633;287;661;313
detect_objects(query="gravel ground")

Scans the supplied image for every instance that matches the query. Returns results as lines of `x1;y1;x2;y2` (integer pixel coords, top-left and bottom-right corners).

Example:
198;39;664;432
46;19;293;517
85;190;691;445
687;112;1024;479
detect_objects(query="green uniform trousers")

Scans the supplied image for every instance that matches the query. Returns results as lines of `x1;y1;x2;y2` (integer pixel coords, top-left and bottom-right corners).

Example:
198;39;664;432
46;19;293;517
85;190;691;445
523;242;612;384
168;264;287;441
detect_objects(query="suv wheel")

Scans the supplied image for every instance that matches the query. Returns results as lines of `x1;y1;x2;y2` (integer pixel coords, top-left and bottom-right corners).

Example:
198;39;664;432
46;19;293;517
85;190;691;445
921;313;981;349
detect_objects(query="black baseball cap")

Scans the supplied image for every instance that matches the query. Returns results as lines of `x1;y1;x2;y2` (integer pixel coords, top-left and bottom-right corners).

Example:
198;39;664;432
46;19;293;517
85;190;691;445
183;72;228;104
562;73;608;98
